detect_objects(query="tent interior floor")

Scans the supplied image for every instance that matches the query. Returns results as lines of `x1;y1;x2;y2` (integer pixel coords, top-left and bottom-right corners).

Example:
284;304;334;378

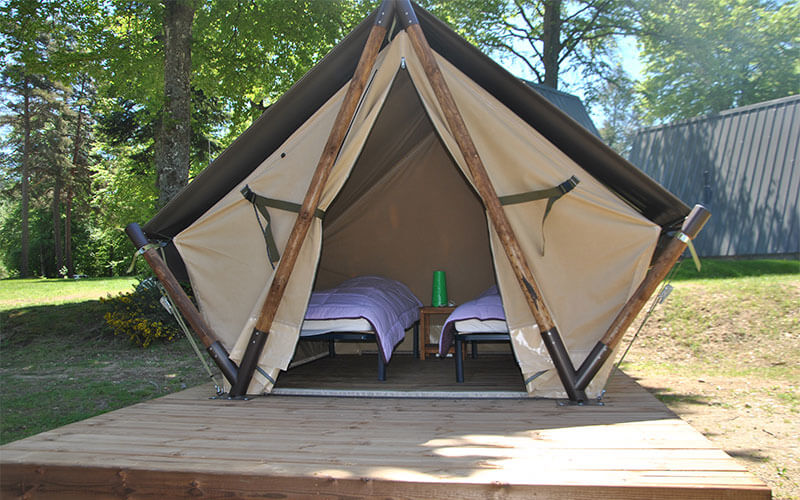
276;352;527;396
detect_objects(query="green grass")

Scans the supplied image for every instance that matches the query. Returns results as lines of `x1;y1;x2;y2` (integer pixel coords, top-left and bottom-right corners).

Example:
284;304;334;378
622;260;799;383
0;277;137;311
671;258;799;281
1;277;212;445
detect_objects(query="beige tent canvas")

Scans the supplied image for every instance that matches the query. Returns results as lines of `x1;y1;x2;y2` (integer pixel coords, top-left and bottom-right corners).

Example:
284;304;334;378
130;0;706;401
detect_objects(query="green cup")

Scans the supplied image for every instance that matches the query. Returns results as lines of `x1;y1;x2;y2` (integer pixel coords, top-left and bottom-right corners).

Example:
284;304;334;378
431;270;448;307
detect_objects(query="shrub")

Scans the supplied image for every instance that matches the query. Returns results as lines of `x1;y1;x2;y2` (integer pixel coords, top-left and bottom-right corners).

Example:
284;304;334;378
101;278;184;347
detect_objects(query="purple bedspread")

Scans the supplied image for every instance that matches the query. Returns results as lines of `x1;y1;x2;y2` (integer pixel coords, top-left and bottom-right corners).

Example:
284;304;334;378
304;276;422;362
438;285;506;356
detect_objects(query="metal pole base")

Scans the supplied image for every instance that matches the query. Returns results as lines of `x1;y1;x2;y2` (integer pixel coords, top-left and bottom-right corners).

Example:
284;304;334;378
557;398;605;407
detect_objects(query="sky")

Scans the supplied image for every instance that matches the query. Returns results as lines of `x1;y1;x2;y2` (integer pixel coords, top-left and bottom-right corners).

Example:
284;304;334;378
497;35;645;128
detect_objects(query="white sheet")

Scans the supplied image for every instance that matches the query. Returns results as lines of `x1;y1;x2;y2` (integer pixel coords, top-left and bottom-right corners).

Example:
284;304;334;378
300;318;374;337
454;318;509;334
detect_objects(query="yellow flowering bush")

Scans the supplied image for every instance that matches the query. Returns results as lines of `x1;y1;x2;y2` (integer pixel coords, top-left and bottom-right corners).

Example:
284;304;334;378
101;279;184;347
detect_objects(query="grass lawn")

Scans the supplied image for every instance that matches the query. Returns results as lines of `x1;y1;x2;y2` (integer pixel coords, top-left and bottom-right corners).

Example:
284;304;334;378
0;277;137;311
0;277;212;444
0;259;798;498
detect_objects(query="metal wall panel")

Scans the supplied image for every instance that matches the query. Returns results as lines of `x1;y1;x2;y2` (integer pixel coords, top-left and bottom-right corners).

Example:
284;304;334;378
629;95;800;257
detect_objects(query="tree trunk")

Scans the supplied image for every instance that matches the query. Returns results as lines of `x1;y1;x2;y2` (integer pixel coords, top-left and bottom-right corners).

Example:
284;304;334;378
65;193;73;276
20;76;31;278
52;169;63;277
156;0;194;208
542;0;562;89
65;86;85;278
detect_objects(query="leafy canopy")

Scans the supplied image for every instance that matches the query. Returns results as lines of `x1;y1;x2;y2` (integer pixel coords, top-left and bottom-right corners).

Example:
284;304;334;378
637;0;800;122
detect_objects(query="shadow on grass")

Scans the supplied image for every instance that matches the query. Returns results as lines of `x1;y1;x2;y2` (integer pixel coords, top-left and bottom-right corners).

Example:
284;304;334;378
1;301;110;346
1;300;213;445
628;378;710;406
727;449;771;464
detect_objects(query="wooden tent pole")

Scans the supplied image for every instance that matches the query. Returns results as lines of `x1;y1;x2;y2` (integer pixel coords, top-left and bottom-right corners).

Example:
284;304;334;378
395;2;594;400
397;5;554;331
228;0;395;398
125;223;239;386
574;204;710;390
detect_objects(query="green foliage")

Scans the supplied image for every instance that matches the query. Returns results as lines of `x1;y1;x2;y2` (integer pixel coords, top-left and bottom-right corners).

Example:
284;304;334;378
194;0;373;130
100;279;183;348
425;0;637;92
591;65;642;156
636;0;800;122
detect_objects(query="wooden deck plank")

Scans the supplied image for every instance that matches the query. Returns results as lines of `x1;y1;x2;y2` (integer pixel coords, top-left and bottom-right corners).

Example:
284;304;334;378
0;356;770;499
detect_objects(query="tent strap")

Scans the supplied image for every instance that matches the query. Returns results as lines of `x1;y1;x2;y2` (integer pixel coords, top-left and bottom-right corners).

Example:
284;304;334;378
241;185;326;267
499;176;580;255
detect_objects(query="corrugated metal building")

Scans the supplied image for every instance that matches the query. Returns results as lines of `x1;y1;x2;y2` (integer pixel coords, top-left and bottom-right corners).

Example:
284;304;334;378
629;95;799;257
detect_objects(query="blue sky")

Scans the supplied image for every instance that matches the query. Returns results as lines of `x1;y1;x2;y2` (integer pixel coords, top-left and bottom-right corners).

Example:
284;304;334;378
497;35;645;127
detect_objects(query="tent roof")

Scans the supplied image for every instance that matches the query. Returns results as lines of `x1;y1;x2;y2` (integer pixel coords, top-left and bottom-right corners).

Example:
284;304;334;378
144;3;688;239
524;81;601;137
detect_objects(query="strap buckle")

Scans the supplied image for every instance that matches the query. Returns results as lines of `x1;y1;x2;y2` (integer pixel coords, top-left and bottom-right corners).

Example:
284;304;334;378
557;176;579;195
240;185;257;203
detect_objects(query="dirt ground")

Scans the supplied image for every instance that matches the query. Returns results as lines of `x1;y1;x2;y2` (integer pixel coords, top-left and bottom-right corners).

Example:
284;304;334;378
620;278;799;499
627;370;799;499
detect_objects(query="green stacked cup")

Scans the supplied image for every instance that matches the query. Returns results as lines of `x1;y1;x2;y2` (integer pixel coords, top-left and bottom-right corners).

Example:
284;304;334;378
431;270;448;307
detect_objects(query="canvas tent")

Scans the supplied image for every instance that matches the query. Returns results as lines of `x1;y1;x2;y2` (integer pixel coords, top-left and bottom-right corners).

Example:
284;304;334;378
133;0;702;401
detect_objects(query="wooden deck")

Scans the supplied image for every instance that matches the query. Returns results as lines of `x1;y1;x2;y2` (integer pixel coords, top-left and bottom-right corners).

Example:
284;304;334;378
1;354;770;499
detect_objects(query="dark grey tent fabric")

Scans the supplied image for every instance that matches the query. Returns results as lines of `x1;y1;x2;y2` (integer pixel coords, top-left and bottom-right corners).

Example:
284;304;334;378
144;2;688;246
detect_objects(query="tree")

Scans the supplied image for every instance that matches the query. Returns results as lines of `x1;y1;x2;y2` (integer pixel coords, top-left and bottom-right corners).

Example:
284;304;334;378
156;0;194;207
427;0;637;90
0;0;384;276
89;0;372;207
589;64;641;156
636;0;800;122
0;0;54;276
64;74;94;277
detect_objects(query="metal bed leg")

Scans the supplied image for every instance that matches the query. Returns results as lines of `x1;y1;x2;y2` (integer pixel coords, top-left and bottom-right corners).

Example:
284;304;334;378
377;354;386;381
455;337;464;383
471;340;478;359
329;339;336;358
413;322;419;359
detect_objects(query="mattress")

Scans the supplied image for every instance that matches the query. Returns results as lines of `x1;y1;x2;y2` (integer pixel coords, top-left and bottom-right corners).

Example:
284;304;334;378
301;276;422;362
454;318;509;334
300;318;374;337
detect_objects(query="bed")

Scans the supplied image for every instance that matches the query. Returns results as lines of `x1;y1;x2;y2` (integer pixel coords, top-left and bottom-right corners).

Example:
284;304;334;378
299;276;422;380
438;285;512;382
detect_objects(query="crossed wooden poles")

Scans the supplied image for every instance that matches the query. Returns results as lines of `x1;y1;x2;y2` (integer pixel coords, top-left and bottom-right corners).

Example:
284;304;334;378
127;0;710;401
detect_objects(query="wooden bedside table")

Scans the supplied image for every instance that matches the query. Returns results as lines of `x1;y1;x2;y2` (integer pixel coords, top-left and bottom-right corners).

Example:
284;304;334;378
418;306;455;360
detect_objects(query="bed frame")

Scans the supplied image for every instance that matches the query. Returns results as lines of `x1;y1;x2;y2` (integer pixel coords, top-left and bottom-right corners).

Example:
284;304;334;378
453;332;511;383
300;323;419;381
